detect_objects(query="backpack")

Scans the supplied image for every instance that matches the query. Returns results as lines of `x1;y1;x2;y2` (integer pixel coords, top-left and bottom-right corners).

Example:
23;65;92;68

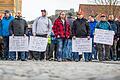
36;17;50;29
96;21;112;30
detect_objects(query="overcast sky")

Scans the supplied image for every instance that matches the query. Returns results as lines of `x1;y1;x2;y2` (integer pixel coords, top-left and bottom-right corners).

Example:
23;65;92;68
22;0;91;21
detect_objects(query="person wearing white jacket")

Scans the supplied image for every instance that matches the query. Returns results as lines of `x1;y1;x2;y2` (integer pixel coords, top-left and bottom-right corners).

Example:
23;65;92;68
32;9;52;60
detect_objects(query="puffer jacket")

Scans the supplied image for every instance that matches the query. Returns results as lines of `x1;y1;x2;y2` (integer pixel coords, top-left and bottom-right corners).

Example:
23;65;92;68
1;16;14;37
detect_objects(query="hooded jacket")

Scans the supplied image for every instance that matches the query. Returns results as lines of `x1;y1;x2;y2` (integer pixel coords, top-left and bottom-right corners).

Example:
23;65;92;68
0;19;2;36
1;16;14;37
88;20;98;38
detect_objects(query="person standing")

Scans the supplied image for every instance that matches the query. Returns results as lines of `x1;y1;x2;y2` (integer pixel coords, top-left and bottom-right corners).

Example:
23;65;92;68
65;12;75;61
108;15;118;61
26;24;33;60
96;14;112;61
32;9;52;60
116;17;120;60
0;14;3;59
52;11;70;62
88;15;98;60
1;10;14;60
0;14;2;36
72;11;90;62
9;11;28;61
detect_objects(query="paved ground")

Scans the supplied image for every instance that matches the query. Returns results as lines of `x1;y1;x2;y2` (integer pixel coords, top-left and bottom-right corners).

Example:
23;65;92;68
0;61;120;80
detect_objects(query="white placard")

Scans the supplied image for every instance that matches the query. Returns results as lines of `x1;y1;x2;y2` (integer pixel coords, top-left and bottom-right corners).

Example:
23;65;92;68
9;36;29;51
94;29;114;45
72;38;92;53
29;36;48;52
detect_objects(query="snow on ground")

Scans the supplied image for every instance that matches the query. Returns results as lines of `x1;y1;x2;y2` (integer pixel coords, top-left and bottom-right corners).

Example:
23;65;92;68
0;61;120;80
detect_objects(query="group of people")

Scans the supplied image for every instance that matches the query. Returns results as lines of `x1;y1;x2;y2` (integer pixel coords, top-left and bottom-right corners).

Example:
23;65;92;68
0;9;120;62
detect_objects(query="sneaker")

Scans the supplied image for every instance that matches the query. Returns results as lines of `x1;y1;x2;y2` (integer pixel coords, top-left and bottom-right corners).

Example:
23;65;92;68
75;59;79;62
58;58;62;62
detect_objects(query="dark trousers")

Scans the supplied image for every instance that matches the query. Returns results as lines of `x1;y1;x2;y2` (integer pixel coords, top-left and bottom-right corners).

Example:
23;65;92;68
3;36;9;60
117;39;120;59
32;51;45;60
46;43;57;60
32;34;47;60
110;40;117;60
97;44;110;61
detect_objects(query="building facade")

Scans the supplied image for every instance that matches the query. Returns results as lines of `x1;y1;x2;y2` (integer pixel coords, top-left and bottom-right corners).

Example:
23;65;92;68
55;8;76;17
0;0;22;16
79;4;120;19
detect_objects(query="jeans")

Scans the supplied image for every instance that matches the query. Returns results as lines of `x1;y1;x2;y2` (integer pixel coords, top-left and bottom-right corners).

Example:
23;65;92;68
10;52;26;60
92;46;97;60
62;39;73;60
3;36;9;60
91;38;97;60
57;38;70;61
84;38;97;61
84;53;92;61
72;52;79;61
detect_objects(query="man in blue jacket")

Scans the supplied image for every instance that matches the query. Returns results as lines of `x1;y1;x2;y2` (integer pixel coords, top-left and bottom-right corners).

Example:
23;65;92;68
0;14;2;36
0;14;3;59
88;15;98;60
1;10;14;60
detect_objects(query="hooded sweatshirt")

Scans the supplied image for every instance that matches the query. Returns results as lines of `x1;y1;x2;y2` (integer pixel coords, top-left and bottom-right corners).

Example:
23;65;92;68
32;16;52;35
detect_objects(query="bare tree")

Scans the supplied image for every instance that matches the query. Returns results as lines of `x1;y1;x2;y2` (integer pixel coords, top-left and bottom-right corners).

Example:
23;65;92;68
91;0;120;18
88;0;120;17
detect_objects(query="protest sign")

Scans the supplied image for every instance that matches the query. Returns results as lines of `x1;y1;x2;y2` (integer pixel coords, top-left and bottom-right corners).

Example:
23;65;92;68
72;38;92;53
29;36;48;52
9;36;28;51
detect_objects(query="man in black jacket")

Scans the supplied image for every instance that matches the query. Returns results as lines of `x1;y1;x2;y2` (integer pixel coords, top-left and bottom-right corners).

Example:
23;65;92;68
72;11;90;62
116;18;120;60
108;15;118;61
9;11;28;61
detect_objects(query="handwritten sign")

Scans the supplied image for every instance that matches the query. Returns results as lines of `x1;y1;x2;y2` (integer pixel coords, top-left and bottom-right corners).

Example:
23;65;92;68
9;36;29;51
29;36;48;52
72;38;92;53
94;29;114;45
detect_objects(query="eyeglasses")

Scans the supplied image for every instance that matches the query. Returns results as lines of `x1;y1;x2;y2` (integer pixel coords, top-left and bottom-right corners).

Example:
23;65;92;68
61;14;65;15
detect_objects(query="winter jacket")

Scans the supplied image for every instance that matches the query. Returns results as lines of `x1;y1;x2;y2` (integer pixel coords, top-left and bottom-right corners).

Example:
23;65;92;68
67;17;74;38
88;20;98;38
72;18;90;38
116;21;120;38
96;21;112;30
1;16;14;37
108;20;118;39
52;18;70;39
26;28;32;37
0;19;2;36
32;16;52;35
9;17;28;36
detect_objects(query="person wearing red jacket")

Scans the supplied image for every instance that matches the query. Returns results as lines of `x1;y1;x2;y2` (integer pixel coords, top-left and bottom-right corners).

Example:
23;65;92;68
52;11;70;62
